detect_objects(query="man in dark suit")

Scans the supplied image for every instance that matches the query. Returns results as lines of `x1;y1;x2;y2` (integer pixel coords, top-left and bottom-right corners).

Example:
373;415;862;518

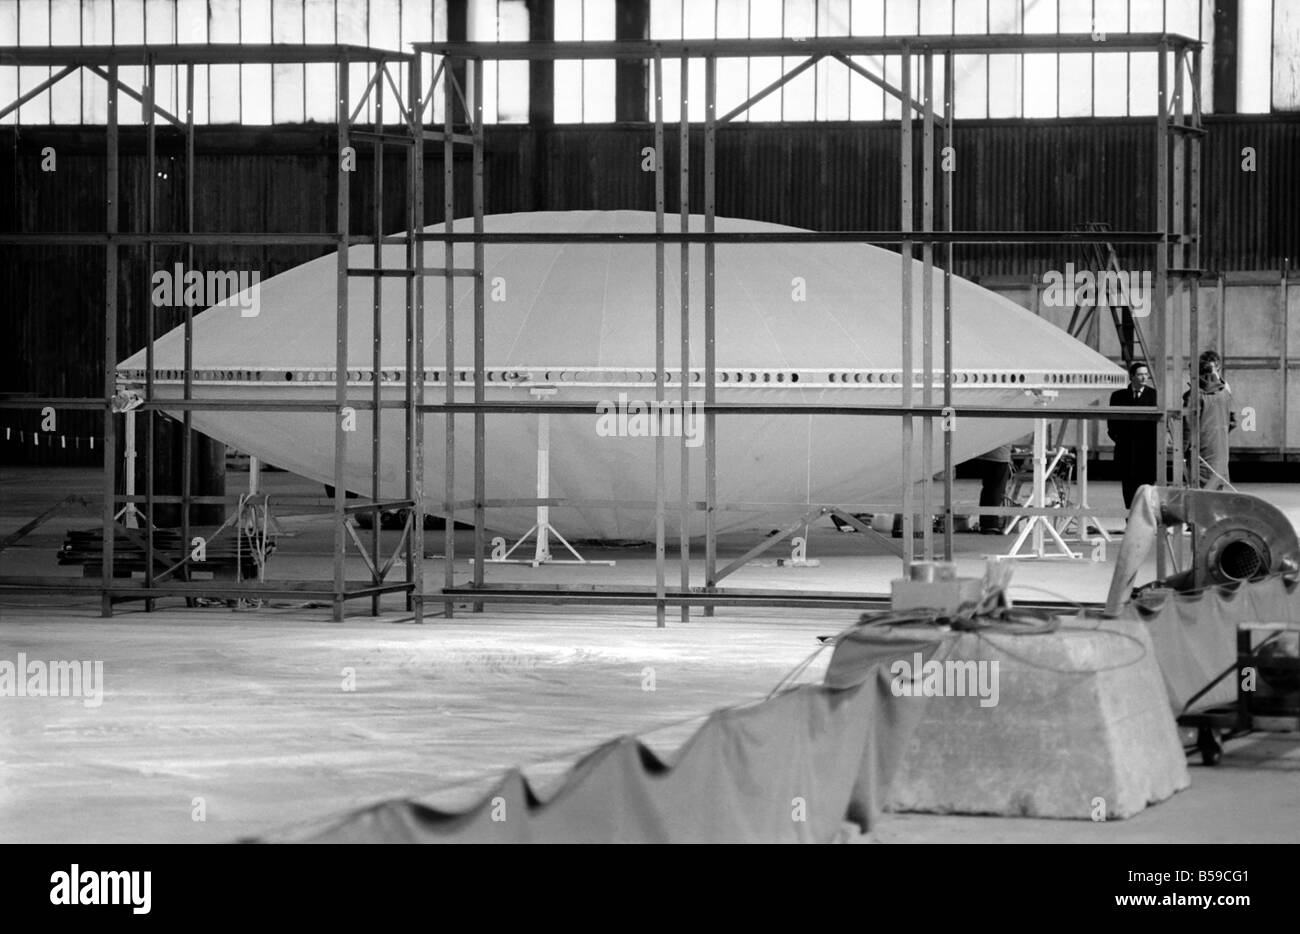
1108;361;1158;509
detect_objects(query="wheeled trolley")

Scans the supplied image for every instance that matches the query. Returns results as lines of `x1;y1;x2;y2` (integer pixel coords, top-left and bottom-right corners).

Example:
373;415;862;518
1177;622;1300;765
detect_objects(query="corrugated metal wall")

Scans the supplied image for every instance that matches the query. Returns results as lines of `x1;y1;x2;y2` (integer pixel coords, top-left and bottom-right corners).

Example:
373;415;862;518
509;117;1297;274
3;115;1298;464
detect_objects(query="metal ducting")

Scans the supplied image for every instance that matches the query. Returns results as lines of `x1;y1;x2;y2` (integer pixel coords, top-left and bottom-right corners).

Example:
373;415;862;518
1158;490;1300;590
1105;487;1300;616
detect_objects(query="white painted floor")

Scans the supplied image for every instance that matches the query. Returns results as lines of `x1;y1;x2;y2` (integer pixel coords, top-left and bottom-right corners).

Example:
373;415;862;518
1;468;1297;843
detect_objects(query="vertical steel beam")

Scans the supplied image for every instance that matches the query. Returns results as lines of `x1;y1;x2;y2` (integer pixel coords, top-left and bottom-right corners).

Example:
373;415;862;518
1079;411;1092;527
920;51;934;561
703;55;717;616
527;0;554;209
407;55;426;622
1218;273;1226;368
614;0;651;121
899;48;914;571
101;65;119;617
144;59;157;611
1154;43;1169;579
333;58;353;622
1189;48;1204;480
371;62;385;616
182;63;195;592
653;52;666;628
1212;0;1239;114
443;56;457;618
942;50;954;562
1170;47;1186;497
1282;263;1290;460
678;55;691;623
472;57;486;609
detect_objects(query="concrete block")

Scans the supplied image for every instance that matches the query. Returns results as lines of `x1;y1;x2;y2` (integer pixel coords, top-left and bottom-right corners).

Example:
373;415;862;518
876;620;1190;819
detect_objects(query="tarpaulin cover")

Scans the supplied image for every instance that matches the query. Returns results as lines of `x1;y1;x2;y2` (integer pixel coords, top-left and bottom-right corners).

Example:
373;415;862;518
1121;574;1300;711
263;651;937;844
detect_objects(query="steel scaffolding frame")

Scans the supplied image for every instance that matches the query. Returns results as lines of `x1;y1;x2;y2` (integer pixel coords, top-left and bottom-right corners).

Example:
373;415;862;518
0;32;1201;624
0;44;428;621
414;32;1199;625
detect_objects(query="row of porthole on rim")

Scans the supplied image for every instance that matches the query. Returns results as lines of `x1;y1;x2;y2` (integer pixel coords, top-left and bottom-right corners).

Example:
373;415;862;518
129;368;1122;386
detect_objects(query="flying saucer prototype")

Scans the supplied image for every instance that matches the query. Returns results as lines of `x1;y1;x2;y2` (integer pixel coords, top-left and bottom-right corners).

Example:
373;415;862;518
118;211;1124;540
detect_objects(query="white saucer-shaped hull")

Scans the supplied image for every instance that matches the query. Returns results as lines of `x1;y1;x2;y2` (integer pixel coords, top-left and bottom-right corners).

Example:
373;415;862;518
120;211;1124;540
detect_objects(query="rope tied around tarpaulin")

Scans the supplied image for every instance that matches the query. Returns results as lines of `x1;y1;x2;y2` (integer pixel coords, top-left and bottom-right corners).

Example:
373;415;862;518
769;569;1149;699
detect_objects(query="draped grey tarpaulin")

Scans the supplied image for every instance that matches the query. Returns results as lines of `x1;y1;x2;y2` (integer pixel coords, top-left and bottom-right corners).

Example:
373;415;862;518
1123;574;1300;713
262;652;938;844
255;576;1298;842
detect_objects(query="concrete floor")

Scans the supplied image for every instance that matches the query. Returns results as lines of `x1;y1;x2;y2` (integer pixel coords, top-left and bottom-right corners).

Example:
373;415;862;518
1;467;1298;843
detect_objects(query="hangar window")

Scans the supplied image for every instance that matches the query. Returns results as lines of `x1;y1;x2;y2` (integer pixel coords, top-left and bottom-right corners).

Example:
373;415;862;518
635;0;1283;121
554;0;614;122
4;0;1299;125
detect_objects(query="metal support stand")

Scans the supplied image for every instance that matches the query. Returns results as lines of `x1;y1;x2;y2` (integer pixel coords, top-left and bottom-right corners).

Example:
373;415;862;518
246;455;293;539
1006;419;1080;559
481;389;614;568
1061;424;1110;543
116;409;144;529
